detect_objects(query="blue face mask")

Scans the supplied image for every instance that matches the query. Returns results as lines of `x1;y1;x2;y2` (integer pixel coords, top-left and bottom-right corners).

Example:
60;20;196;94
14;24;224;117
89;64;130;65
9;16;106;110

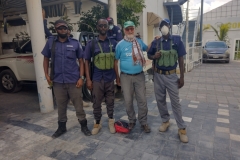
109;25;114;30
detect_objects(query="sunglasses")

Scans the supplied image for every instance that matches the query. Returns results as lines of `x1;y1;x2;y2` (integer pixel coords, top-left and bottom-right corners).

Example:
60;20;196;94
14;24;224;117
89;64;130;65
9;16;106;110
125;27;134;32
57;26;68;30
98;24;108;28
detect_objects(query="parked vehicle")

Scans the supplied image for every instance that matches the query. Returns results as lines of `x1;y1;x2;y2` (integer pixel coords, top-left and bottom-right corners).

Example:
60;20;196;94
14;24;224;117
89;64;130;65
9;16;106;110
0;32;95;101
202;41;230;63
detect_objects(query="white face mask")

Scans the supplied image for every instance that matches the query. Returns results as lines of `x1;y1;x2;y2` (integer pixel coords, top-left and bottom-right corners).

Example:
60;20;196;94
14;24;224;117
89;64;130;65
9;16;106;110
161;25;169;36
109;25;114;30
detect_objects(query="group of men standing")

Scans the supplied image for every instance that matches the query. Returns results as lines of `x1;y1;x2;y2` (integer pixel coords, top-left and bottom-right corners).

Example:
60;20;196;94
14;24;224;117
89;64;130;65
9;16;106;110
41;17;188;143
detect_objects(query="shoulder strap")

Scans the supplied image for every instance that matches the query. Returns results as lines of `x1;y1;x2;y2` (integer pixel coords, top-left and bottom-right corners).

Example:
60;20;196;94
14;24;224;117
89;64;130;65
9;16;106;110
109;39;112;52
50;39;56;80
96;39;113;53
97;42;103;53
90;38;95;80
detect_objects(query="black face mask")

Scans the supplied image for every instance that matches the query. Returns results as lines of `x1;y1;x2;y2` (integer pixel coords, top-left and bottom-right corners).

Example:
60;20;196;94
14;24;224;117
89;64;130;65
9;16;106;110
58;33;68;39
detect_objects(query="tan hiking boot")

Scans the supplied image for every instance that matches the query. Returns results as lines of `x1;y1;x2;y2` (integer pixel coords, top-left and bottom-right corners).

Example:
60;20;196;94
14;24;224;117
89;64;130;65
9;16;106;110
108;119;116;134
92;123;102;135
159;121;170;132
178;129;188;143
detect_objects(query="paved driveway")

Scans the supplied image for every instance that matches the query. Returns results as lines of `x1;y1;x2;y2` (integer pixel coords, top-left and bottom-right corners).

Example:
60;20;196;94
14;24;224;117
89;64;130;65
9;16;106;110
0;61;240;160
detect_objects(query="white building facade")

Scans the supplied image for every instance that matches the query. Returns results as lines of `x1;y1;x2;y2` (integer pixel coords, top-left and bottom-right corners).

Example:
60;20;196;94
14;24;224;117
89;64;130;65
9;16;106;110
202;0;240;61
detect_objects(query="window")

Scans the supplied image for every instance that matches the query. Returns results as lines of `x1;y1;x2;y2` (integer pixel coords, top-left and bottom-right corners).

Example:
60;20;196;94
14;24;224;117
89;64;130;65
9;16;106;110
205;42;227;48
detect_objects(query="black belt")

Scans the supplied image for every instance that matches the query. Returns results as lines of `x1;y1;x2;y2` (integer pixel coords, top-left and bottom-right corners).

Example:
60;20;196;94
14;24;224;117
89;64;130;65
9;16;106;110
155;68;176;75
121;71;143;76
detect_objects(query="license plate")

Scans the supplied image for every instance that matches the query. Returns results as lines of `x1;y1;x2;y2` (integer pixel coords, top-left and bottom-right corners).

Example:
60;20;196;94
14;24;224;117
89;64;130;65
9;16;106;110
213;55;219;58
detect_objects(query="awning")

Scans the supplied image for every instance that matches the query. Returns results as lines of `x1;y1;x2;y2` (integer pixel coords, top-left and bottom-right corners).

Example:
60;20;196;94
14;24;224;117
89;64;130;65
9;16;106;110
147;12;162;26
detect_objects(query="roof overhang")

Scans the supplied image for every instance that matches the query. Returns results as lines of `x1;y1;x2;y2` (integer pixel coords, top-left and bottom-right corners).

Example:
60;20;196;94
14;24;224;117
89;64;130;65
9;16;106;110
0;0;82;17
147;12;162;26
90;0;107;5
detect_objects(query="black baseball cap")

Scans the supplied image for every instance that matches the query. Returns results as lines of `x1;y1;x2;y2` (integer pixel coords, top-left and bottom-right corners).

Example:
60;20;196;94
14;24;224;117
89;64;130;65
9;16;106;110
54;20;68;28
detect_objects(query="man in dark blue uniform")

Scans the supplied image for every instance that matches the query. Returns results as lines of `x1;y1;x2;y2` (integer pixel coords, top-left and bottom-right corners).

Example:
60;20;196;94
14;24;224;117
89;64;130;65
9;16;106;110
147;19;188;143
42;20;91;138
106;17;123;42
84;18;118;135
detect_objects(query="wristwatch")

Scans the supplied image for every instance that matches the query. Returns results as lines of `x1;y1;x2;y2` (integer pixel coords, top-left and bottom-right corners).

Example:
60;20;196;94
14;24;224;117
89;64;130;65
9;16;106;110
80;76;85;80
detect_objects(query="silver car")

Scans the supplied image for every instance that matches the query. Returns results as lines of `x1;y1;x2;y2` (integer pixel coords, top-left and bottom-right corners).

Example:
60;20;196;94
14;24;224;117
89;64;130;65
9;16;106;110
202;41;230;63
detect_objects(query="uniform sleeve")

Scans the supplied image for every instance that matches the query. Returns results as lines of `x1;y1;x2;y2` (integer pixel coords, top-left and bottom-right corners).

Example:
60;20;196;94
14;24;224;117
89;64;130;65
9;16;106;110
147;41;157;56
43;19;52;38
41;39;51;58
139;39;148;51
177;39;187;57
83;41;92;60
116;28;123;41
76;42;83;59
115;42;121;60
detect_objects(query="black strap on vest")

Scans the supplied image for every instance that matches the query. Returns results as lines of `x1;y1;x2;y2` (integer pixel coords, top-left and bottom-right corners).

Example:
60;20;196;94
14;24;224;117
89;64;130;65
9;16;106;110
50;39;56;80
90;38;95;80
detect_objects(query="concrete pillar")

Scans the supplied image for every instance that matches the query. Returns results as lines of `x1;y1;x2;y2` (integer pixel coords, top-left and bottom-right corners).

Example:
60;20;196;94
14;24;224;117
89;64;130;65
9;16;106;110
108;0;117;25
25;0;54;113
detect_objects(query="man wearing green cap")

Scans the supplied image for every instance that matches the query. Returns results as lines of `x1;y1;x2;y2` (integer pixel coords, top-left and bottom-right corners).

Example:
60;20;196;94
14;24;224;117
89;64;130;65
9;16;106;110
115;21;151;133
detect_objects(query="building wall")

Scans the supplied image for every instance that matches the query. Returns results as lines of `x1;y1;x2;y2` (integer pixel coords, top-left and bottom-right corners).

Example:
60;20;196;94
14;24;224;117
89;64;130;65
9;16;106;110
202;0;240;61
135;0;169;44
203;0;240;21
203;17;240;61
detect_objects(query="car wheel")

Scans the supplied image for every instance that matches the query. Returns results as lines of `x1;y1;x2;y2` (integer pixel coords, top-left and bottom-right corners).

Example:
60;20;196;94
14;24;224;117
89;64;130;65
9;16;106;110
225;60;229;63
0;69;22;93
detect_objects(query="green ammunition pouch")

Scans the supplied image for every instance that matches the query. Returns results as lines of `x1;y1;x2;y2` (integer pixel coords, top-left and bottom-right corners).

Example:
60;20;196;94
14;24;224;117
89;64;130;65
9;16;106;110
94;41;115;70
157;40;178;67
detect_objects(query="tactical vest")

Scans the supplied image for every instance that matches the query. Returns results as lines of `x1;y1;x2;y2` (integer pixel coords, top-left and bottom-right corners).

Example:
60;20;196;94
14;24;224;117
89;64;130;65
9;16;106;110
94;40;115;70
157;40;178;67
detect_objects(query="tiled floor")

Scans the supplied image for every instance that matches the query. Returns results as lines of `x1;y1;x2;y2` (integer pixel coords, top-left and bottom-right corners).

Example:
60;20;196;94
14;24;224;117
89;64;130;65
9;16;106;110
0;61;240;160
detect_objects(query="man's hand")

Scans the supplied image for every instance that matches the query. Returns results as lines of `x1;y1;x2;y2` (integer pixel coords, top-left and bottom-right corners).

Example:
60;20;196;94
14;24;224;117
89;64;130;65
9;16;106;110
76;79;83;88
45;75;52;85
153;52;161;59
178;77;184;88
116;78;121;86
154;35;161;40
86;79;93;90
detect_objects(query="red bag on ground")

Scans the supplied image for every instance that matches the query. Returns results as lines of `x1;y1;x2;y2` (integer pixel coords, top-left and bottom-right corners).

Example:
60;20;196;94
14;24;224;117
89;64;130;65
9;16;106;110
114;120;130;134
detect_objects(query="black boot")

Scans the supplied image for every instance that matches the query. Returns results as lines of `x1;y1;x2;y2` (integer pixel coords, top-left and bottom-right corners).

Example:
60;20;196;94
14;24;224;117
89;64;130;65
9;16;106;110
52;121;67;138
79;119;91;136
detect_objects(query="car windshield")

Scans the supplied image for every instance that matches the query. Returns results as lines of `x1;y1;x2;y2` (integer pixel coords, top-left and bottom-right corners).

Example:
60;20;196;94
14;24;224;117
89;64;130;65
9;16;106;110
205;42;227;48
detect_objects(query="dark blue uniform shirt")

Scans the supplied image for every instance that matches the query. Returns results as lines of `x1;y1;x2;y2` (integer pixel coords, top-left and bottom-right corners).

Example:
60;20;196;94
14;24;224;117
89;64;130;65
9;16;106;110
107;25;123;41
84;37;117;82
43;19;52;38
41;36;83;83
147;35;186;71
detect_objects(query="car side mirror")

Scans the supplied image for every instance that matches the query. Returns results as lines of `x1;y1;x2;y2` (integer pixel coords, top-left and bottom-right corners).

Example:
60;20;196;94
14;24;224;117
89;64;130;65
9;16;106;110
15;47;22;53
228;46;230;48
